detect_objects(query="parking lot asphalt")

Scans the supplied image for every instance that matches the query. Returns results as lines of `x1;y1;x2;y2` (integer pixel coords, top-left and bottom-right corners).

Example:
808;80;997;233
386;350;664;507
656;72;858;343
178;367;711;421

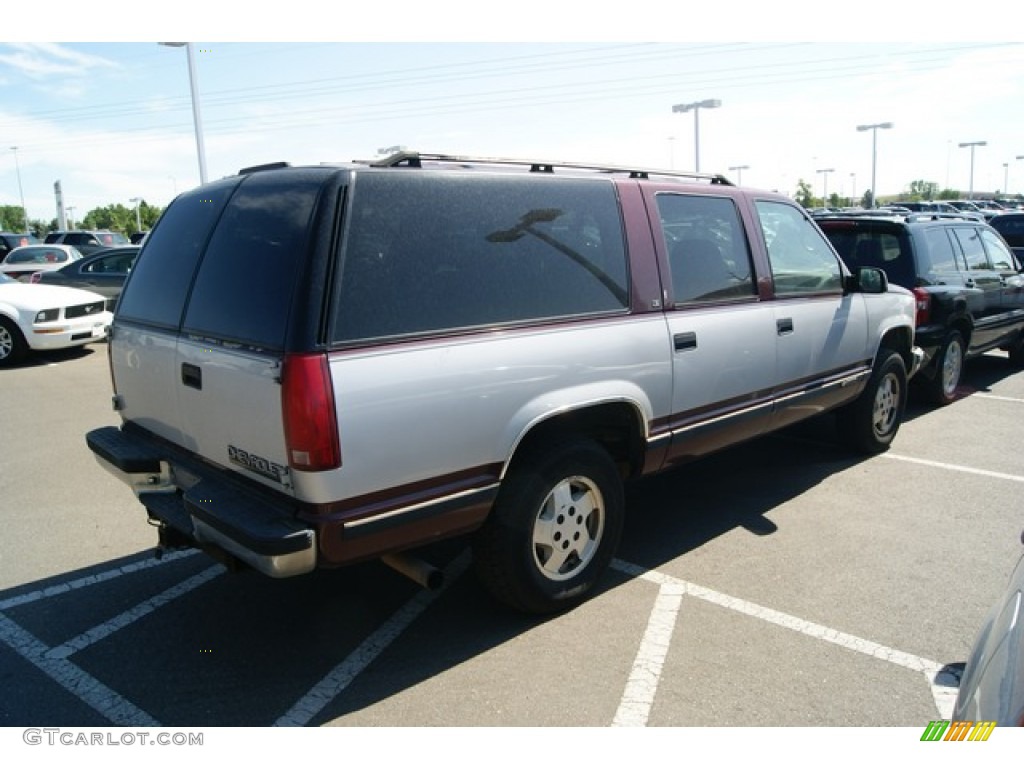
1;343;1022;728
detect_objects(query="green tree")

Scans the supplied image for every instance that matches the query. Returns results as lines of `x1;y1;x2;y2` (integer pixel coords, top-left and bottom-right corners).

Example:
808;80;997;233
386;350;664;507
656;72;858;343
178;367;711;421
795;179;815;208
907;180;939;200
0;205;29;232
80;200;164;234
860;190;873;208
936;188;960;200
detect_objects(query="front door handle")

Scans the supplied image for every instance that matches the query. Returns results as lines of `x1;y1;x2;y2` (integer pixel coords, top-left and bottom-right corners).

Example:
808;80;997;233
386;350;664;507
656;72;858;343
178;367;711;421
777;318;794;335
674;331;697;352
181;362;202;390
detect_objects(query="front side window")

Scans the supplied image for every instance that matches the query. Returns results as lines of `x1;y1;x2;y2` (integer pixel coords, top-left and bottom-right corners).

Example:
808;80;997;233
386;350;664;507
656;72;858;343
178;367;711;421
979;229;1015;271
655;193;756;304
332;174;629;343
84;252;135;274
756;201;843;294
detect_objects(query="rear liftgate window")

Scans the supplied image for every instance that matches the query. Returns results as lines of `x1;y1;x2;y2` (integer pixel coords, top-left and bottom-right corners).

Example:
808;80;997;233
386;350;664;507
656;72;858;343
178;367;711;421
182;174;322;350
117;177;237;329
331;174;630;343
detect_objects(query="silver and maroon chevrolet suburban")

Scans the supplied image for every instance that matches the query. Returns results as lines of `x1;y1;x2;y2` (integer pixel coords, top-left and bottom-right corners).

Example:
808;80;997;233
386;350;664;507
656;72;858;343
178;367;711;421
87;153;922;613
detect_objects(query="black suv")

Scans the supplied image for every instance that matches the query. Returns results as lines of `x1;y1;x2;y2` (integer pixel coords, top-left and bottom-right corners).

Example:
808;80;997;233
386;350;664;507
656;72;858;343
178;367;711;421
44;230;130;256
819;213;1024;404
0;232;39;261
989;212;1024;263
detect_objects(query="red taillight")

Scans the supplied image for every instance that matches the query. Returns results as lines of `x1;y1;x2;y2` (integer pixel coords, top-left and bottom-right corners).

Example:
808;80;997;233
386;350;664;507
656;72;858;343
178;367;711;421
912;287;930;327
281;353;341;471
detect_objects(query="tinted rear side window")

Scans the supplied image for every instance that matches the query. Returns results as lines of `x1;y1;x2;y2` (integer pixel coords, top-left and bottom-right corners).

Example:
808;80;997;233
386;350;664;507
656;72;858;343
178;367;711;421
117;177;238;329
331;173;628;343
655;193;756;304
182;173;323;350
952;227;989;270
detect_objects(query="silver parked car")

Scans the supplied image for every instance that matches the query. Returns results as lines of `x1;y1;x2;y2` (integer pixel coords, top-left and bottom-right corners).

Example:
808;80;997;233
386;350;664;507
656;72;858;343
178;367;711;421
954;528;1024;726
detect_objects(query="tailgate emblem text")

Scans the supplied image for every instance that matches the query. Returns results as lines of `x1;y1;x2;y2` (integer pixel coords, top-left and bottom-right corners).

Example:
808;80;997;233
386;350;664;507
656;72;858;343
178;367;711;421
228;445;287;484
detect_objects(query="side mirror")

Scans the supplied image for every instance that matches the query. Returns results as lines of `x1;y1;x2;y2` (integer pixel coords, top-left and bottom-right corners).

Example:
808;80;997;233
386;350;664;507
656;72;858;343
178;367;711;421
846;266;889;294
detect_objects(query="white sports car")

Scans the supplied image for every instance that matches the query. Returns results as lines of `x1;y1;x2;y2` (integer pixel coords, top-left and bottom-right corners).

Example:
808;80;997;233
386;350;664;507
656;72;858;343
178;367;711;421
0;273;113;366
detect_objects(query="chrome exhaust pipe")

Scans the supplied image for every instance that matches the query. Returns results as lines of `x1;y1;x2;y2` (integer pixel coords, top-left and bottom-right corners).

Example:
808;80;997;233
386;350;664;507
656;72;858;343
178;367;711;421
381;552;444;590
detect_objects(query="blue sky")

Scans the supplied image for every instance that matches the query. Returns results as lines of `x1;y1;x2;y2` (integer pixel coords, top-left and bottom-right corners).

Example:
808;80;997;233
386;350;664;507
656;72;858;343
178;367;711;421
1;7;1022;225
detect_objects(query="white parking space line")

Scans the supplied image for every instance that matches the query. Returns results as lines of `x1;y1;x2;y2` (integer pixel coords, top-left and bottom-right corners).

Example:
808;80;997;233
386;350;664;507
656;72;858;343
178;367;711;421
972;393;1024;404
883;453;1024;484
0;549;199;611
45;565;225;660
0;611;160;726
274;551;472;727
611;559;954;721
611;583;685;727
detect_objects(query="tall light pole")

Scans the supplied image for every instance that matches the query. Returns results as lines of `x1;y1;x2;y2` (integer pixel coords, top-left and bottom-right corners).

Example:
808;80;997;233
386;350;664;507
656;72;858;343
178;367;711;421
672;99;721;173
129;197;142;232
816;168;835;207
728;164;749;185
958;141;987;200
10;146;28;232
1018;156;1024;196
850;173;857;207
1004;163;1010;196
67;206;76;229
856;122;893;209
160;42;208;185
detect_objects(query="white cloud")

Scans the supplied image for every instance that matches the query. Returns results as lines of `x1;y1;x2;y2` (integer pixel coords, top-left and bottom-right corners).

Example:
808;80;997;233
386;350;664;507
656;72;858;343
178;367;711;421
0;43;118;79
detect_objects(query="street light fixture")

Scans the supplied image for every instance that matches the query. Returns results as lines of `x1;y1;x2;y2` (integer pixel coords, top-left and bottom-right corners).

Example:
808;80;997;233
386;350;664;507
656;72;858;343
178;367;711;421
671;98;722;173
816;168;835;207
129;197;142;232
728;164;749;185
856;122;893;209
10;146;28;232
160;42;208;185
958;141;987;200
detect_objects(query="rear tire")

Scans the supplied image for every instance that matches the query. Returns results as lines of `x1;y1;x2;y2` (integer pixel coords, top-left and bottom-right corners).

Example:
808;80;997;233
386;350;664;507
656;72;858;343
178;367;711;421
0;317;27;367
1008;333;1024;367
474;439;624;614
837;348;907;454
921;330;964;406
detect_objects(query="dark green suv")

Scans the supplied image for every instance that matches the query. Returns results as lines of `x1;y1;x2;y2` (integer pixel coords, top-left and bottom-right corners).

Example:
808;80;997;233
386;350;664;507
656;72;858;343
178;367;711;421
819;213;1024;404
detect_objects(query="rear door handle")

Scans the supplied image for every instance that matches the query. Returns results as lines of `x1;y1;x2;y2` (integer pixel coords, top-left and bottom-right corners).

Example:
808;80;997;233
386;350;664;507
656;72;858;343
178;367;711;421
181;362;202;390
777;318;794;335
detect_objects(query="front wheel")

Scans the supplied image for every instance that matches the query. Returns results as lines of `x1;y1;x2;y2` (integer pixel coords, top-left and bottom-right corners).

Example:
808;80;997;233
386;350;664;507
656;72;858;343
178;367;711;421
473;439;624;614
837;348;907;454
0;317;28;367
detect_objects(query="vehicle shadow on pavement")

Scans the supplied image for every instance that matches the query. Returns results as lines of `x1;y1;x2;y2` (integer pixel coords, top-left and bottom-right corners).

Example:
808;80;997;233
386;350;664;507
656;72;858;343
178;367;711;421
617;422;858;569
904;351;1021;421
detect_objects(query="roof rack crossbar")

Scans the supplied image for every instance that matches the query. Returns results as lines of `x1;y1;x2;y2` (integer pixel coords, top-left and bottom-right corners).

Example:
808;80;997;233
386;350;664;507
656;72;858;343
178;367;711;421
366;151;733;185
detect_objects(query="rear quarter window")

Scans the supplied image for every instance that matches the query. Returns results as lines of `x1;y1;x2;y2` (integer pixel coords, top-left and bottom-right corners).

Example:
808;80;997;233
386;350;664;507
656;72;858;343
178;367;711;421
331;173;629;343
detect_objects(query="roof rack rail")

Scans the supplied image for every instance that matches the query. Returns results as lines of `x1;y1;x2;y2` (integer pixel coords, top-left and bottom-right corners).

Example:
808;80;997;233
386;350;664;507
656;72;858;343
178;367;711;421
238;162;290;175
366;151;733;185
905;213;978;223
